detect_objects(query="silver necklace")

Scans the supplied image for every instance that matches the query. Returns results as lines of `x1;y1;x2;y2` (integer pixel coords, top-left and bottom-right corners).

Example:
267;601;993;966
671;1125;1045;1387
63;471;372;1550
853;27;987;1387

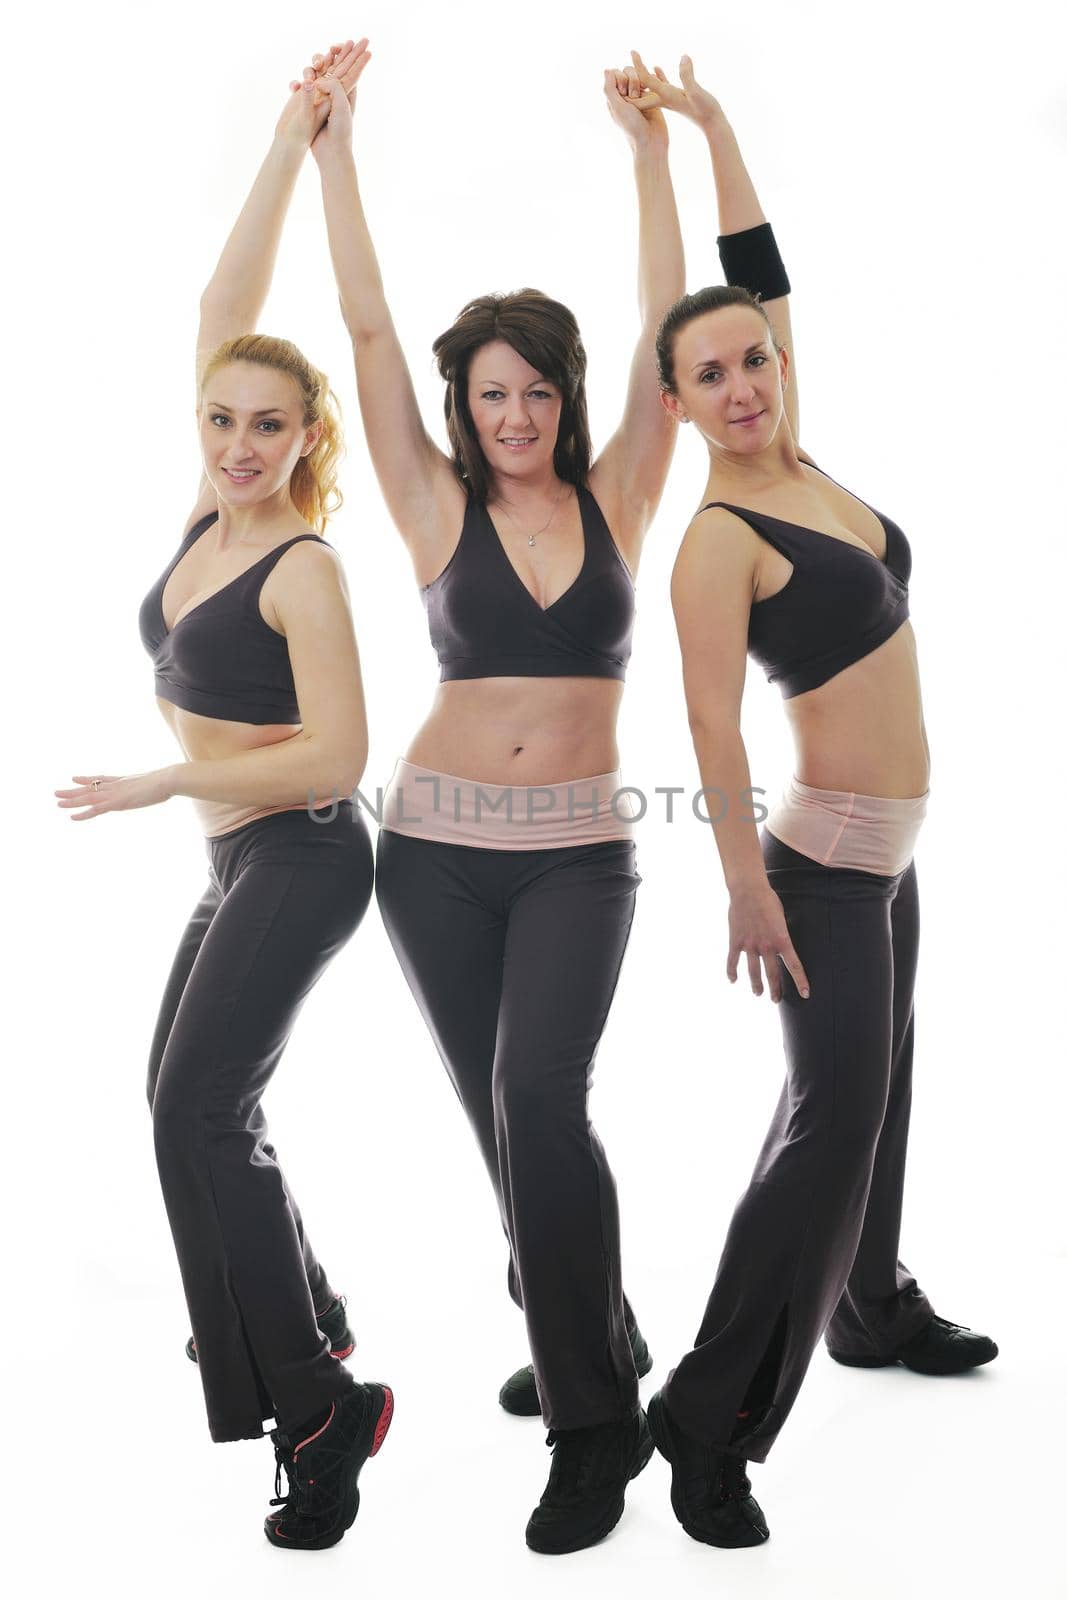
494;480;569;547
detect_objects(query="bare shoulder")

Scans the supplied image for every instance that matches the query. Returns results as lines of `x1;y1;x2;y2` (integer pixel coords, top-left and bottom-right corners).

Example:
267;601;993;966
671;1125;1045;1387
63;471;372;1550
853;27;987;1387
275;536;345;576
678;503;762;561
673;504;761;611
262;538;352;631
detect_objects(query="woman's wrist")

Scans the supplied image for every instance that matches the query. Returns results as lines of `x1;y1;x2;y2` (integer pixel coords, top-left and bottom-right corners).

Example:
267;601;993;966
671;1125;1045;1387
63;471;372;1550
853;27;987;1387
159;765;181;801
632;135;669;167
314;139;356;178
699;105;731;144
722;836;771;895
270;126;313;162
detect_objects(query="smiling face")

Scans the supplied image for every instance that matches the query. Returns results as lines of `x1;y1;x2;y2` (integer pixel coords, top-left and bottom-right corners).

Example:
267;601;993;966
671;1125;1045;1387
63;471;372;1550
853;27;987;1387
662;305;789;455
466;339;564;486
197;361;322;506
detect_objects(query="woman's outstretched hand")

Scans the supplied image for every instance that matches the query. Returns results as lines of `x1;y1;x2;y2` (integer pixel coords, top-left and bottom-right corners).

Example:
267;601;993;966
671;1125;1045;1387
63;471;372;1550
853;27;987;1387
603;64;668;151
286;38;371;164
55;770;175;821
274;38;370;150
629;51;722;132
727;883;811;1002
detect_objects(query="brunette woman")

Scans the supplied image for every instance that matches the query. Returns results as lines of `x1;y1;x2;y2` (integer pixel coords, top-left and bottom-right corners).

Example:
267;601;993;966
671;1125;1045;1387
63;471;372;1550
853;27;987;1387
304;44;684;1553
56;44;392;1551
633;54;997;1550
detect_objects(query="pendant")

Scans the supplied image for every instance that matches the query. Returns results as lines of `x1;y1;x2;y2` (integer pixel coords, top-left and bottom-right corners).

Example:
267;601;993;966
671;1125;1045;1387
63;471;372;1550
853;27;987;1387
528;535;537;547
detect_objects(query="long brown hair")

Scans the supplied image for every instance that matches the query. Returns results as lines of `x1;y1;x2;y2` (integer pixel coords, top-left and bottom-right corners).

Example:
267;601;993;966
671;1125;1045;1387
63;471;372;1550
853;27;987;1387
199;334;344;532
431;290;592;504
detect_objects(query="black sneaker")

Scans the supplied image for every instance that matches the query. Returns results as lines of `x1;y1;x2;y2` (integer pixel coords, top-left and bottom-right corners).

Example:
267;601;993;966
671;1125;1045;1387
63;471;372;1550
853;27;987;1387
500;1321;653;1417
186;1294;355;1366
646;1389;769;1548
525;1405;653;1555
264;1380;394;1550
828;1314;998;1375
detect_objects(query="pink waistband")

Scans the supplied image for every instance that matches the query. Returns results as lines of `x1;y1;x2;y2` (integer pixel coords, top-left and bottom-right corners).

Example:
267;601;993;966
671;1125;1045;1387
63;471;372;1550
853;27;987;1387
380;759;638;851
765;777;929;875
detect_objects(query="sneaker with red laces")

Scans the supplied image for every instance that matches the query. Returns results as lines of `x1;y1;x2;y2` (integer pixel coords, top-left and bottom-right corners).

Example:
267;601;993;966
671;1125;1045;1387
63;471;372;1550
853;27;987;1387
646;1389;769;1549
185;1294;355;1366
264;1381;394;1551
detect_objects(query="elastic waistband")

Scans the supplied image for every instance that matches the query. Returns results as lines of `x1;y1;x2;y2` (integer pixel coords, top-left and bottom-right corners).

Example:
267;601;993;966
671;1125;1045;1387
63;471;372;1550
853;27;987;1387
380;759;637;851
206;798;359;861
766;777;929;876
787;778;930;817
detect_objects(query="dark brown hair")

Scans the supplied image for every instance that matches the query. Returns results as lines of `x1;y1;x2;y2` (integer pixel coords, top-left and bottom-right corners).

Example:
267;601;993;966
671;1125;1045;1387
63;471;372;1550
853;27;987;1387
655;286;777;395
431;290;591;504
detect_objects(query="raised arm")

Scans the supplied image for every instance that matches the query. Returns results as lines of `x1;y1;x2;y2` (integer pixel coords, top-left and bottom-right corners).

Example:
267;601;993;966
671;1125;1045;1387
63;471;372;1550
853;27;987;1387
671;510;809;1002
182;42;365;535
591;65;686;568
309;63;464;573
630;54;799;442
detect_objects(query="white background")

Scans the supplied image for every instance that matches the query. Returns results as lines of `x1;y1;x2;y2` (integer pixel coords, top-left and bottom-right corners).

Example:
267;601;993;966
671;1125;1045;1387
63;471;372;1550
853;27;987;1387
6;1;1066;1596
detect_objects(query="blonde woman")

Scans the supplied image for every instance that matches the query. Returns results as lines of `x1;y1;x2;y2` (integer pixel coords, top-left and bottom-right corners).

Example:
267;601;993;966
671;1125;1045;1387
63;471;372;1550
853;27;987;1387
55;42;392;1551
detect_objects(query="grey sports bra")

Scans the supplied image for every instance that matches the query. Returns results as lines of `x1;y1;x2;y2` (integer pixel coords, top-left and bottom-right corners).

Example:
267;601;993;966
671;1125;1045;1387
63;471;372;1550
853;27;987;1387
699;467;911;698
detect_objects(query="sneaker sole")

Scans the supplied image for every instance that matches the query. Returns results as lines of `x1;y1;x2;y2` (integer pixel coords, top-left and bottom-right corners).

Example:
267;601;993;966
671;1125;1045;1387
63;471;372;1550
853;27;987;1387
646;1395;769;1550
501;1347;654;1418
829;1347;999;1375
264;1383;394;1552
525;1420;655;1556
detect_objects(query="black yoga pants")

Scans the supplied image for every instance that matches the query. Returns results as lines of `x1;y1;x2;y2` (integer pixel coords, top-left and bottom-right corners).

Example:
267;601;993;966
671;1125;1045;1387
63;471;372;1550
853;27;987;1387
147;801;373;1442
664;827;934;1462
374;830;641;1431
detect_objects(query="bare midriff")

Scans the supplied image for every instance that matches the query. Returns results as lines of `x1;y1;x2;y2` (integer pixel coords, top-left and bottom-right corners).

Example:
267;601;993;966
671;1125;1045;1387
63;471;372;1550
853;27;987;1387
785;621;930;799
404;676;625;787
156;699;309;838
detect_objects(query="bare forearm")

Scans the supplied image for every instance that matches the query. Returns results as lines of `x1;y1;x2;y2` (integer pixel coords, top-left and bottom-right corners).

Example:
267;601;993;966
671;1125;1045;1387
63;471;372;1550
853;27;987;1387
689;719;769;892
316;145;391;342
200;134;307;320
633;144;685;325
702;109;765;236
166;732;367;808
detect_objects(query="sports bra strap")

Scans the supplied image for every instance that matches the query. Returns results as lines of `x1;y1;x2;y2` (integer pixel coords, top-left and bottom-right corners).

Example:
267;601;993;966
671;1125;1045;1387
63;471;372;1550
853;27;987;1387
244;534;327;604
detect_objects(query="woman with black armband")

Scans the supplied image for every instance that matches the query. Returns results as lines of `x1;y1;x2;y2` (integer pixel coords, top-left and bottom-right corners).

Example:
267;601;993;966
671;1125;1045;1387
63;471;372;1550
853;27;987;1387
301;42;684;1555
627;53;998;1550
56;41;392;1552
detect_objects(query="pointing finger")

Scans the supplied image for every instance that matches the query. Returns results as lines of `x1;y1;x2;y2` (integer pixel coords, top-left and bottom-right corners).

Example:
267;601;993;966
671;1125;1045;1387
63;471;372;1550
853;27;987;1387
780;943;811;998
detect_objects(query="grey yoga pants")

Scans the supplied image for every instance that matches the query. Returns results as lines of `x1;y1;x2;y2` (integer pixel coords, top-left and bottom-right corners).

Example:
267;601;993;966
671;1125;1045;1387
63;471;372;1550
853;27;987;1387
375;829;642;1431
147;801;373;1442
664;827;934;1462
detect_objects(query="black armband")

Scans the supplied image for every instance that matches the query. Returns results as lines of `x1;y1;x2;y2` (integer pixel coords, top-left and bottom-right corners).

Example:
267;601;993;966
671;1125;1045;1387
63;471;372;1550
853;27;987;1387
717;222;791;302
